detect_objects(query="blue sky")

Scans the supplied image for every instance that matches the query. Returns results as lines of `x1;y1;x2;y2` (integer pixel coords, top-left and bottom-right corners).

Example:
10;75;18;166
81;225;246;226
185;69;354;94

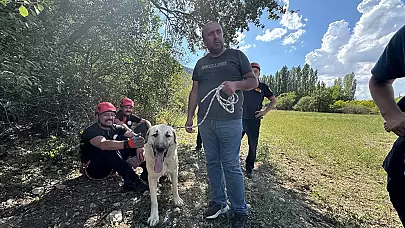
179;0;405;100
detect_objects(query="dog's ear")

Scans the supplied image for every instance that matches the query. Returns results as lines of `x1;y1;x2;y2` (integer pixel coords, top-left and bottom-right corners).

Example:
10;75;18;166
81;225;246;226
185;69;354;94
172;129;177;144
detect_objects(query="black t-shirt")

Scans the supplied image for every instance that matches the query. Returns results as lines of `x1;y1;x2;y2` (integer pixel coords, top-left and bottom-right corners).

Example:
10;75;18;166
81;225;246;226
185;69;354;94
79;123;126;163
192;49;253;120
242;82;274;119
116;110;142;128
371;24;405;176
371;24;405;81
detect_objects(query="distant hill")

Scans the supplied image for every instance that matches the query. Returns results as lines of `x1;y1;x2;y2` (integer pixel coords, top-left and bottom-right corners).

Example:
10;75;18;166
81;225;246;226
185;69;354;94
183;66;193;74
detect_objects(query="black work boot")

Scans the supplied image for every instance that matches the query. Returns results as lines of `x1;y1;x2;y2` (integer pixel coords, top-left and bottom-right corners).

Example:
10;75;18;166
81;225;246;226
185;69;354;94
122;172;148;193
245;168;253;179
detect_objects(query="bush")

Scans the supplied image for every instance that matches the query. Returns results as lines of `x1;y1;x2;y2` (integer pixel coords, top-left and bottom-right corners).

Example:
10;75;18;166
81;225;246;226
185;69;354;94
276;92;297;110
339;104;378;114
330;100;379;114
330;100;378;114
294;96;316;112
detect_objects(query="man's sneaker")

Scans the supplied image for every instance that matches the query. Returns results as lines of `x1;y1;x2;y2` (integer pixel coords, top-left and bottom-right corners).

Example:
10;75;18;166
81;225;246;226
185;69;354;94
205;203;230;219
231;213;248;228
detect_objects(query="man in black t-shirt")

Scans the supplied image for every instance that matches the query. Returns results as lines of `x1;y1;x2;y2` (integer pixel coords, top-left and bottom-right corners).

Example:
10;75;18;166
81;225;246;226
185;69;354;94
115;97;151;138
185;21;258;227
242;62;277;178
369;24;405;226
80;102;148;193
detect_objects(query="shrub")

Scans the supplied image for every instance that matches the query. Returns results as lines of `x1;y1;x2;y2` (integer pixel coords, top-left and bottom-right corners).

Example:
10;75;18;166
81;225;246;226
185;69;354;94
294;96;316;112
276;92;297;110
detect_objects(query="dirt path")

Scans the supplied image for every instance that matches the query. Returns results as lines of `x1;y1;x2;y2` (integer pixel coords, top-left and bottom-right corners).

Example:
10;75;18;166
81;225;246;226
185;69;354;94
0;133;350;228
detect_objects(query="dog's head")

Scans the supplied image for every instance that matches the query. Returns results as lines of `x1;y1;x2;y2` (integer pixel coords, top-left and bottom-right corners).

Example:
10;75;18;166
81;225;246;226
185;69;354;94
145;124;177;173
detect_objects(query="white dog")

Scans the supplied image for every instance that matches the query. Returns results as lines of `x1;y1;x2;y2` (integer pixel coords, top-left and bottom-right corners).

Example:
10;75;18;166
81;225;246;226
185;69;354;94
144;124;184;226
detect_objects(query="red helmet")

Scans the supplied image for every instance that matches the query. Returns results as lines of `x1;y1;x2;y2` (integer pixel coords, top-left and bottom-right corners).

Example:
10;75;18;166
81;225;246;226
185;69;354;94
120;97;134;107
251;62;261;71
95;102;116;114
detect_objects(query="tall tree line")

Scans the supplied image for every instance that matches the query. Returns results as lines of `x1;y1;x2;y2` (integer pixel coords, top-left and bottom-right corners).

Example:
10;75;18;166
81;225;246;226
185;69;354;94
260;64;357;101
261;63;318;99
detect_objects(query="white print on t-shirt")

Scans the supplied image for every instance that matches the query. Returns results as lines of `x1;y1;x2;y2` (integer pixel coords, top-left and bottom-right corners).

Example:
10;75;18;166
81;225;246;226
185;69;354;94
127;121;132;126
201;61;227;70
113;134;118;140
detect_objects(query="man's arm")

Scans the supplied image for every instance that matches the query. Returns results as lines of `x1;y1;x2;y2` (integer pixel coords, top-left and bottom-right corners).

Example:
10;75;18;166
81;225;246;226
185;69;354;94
255;96;277;118
123;130;137;138
369;77;405;136
369;77;401;119
369;25;405;136
264;96;277;112
226;50;258;92
185;81;199;132
235;71;259;91
140;119;152;129
90;136;127;151
89;133;143;151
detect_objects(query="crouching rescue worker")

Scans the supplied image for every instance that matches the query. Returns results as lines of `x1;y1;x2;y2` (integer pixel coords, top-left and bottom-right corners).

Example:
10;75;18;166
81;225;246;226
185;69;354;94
80;102;148;193
115;97;151;138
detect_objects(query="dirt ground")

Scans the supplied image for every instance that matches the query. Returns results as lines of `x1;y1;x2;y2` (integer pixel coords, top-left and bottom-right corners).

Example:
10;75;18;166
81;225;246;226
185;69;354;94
0;131;356;228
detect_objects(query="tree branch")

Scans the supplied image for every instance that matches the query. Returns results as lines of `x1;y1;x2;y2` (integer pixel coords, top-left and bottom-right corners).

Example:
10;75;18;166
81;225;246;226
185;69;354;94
149;0;192;16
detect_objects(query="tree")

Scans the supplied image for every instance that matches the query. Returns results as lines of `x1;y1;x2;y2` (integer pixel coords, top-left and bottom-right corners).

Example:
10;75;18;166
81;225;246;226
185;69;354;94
343;72;357;100
0;0;187;135
312;82;333;112
150;0;291;52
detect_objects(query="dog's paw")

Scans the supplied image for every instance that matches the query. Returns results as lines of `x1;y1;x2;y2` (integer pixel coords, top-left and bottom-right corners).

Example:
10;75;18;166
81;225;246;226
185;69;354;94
173;197;184;206
147;214;159;226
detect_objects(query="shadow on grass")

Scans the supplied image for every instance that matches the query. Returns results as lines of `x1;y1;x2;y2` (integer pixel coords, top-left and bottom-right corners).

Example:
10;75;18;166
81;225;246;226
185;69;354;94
247;141;366;228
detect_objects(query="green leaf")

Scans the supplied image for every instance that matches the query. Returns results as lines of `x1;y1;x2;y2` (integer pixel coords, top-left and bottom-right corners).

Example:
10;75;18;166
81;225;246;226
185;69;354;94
37;4;44;11
19;5;29;17
0;0;8;7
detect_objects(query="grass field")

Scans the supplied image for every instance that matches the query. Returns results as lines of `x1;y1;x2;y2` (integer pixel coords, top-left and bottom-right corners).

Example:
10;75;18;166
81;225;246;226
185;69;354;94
246;110;400;227
1;110;402;228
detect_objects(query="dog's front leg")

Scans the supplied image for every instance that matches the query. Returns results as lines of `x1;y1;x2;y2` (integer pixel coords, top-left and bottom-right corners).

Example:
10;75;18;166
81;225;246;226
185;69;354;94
170;169;184;206
147;176;160;226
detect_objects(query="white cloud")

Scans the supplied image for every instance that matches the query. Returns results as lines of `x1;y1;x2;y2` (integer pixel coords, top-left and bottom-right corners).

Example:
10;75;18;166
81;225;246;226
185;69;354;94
305;20;350;77
304;0;405;100
255;0;306;45
282;29;306;45
280;12;305;30
233;31;255;52
239;44;252;52
256;28;288;41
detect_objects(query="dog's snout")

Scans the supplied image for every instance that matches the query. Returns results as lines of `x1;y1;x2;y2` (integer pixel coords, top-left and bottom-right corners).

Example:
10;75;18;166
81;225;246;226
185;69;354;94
156;146;165;153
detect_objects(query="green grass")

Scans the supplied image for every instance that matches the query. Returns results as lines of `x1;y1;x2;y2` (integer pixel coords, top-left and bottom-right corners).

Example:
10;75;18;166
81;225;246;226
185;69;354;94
255;110;400;227
2;110;401;227
167;110;401;227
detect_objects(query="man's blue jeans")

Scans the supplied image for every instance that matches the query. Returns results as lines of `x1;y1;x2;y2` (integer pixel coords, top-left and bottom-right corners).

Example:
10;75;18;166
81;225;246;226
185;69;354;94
198;119;248;215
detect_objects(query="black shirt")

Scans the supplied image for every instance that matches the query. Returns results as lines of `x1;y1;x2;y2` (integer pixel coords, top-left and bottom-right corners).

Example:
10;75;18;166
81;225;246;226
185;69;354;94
79;123;126;163
116;110;142;128
192;49;253;120
371;24;405;176
242;82;274;119
371;24;405;81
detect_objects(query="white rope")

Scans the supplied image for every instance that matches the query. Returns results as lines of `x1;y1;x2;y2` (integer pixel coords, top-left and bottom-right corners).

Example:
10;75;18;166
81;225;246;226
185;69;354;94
186;84;239;129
